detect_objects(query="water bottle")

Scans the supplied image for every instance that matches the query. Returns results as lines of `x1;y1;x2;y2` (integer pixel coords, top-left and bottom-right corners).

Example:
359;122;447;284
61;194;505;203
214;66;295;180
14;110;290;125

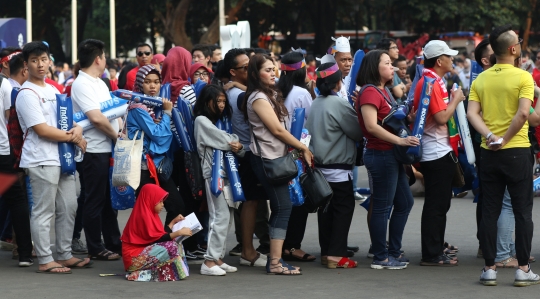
74;146;84;162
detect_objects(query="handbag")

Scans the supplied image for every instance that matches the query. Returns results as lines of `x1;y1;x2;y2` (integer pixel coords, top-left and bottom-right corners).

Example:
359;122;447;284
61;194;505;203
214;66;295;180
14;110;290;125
157;155;173;182
252;131;299;185
450;152;465;188
184;151;205;199
300;165;333;212
112;130;145;190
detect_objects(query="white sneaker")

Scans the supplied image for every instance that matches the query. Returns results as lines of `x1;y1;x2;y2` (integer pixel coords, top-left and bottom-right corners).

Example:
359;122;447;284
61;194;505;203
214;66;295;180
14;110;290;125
219;263;238;273
200;263;226;276
514;265;540;287
479;268;497;286
240;253;267;267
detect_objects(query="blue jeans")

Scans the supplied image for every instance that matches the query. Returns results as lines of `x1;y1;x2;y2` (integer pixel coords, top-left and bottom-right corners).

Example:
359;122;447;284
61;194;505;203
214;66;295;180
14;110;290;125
495;188;515;261
364;149;414;261
250;153;292;240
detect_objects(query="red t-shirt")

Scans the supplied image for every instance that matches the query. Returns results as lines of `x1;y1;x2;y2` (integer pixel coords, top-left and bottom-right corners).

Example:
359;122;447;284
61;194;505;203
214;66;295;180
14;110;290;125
125;67;139;91
357;86;394;151
413;75;447;119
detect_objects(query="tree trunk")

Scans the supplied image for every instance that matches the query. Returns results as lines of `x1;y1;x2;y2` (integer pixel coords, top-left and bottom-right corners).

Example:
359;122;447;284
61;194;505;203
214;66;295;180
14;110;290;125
158;0;194;50
198;0;246;45
312;0;337;55
523;0;536;50
77;0;93;46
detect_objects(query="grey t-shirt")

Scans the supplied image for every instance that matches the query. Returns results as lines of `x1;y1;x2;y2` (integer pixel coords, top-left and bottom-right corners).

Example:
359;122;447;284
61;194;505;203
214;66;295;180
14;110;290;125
226;86;250;150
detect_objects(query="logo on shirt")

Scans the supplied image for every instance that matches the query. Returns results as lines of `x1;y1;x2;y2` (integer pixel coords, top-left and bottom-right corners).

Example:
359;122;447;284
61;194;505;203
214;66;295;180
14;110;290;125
495;68;502;73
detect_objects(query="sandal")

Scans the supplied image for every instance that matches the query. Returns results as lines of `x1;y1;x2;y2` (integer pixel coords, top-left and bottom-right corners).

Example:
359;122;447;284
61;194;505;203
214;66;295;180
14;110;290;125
420;254;458;267
444;242;459;252
282;248;316;262
444;248;457;257
88;250;121;261
495;257;518;268
327;257;358;269
61;258;94;269
36;266;72;274
266;258;302;275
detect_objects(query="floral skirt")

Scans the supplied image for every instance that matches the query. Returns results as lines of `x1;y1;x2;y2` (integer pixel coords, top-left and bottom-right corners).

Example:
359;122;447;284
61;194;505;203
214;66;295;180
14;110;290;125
126;241;189;282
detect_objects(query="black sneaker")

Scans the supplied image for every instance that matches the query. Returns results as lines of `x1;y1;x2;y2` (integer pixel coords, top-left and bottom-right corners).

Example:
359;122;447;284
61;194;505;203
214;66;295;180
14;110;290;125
185;251;204;264
192;244;207;257
256;244;270;255
229;243;242;256
19;257;34;267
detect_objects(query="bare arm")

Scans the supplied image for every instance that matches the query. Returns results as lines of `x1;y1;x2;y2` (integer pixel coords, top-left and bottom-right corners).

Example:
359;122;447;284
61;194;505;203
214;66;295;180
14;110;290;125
252;99;313;165
497;98;531;148
85;109;118;141
391;84;404;99
360;104;419;146
467;101;491;139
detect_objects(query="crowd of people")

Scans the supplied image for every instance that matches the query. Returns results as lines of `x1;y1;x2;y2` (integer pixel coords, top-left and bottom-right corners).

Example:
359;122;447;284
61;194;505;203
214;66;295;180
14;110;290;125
0;23;539;286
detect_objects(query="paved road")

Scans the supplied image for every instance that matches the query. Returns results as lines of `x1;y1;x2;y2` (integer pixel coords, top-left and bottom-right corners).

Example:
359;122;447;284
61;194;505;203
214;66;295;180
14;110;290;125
1;169;540;298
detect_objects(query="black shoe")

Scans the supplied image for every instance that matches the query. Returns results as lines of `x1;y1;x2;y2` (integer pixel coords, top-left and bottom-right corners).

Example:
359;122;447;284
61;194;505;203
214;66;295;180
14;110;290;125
256;244;270;255
185;251;204;264
347;250;355;257
347;245;360;252
229;243;242;256
19;257;34;267
192;244;207;257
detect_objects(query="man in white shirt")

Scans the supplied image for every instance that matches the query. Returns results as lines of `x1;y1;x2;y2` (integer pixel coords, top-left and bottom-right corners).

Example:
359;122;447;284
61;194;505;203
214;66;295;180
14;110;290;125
16;41;90;273
71;39;122;261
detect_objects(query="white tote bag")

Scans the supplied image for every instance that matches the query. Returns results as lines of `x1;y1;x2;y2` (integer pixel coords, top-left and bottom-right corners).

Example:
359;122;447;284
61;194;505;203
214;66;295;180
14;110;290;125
112;130;144;190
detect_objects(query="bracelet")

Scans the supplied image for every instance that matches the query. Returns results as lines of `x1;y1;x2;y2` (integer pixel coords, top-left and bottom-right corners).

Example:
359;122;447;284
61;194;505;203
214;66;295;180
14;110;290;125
530;107;535;115
486;132;493;139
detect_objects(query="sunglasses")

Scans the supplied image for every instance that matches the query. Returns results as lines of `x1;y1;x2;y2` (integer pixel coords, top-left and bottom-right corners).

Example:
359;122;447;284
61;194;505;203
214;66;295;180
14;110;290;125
137;51;152;57
233;65;248;71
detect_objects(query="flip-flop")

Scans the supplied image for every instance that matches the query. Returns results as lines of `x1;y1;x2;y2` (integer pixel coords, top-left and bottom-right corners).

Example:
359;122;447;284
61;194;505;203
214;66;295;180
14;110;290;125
36;266;72;274
89;250;121;261
63;258;94;269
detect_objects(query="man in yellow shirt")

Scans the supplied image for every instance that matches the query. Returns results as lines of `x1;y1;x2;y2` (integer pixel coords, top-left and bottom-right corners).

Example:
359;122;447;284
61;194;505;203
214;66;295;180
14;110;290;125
468;24;538;287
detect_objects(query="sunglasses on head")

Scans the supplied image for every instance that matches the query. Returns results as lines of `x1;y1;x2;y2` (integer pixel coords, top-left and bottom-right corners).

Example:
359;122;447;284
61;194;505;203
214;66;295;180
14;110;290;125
137;51;152;57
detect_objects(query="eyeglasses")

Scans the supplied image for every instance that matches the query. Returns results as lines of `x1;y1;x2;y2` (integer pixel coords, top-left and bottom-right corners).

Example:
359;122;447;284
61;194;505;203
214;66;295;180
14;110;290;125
233;65;248;71
508;38;523;50
194;71;209;78
137;51;152;57
389;46;399;50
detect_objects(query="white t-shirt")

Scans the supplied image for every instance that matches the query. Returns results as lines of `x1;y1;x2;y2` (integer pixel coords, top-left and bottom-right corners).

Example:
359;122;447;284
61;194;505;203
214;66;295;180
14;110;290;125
284;85;312;126
420;115;452;162
0;76;12;155
71;71;119;153
16;81;60;167
338;78;348;99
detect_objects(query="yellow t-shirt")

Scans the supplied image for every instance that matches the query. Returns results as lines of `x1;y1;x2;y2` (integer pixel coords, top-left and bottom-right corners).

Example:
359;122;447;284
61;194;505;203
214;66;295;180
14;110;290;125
469;63;534;149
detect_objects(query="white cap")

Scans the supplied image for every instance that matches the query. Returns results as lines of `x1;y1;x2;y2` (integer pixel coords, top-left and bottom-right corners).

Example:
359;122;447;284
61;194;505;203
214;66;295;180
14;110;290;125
331;36;351;53
316;54;336;64
423;40;458;59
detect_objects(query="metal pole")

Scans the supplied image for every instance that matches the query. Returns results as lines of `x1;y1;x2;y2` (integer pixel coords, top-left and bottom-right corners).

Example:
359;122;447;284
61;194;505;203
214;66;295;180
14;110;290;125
110;0;116;58
26;0;32;42
72;0;77;64
219;0;226;27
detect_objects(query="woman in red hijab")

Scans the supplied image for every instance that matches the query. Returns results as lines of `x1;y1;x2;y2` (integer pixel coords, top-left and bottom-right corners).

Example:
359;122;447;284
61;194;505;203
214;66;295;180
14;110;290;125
161;46;197;105
121;184;193;281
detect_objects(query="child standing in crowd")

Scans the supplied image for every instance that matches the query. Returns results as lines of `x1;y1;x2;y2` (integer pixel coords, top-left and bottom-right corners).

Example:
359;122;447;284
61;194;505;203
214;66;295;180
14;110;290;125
193;84;244;276
357;50;418;270
121;184;192;282
126;65;185;225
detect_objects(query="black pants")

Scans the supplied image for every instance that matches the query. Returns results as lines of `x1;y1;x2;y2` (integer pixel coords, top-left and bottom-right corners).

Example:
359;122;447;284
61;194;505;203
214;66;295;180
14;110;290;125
0;153;32;259
138;169;185;226
318;180;355;257
81;152;121;255
73;162;85;240
479;148;534;266
283;205;309;250
473;138;483;247
420;152;455;260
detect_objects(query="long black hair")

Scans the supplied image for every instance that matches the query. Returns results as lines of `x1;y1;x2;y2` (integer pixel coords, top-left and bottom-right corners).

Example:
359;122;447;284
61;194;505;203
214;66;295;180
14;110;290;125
277;51;307;98
193;84;232;124
242;54;288;121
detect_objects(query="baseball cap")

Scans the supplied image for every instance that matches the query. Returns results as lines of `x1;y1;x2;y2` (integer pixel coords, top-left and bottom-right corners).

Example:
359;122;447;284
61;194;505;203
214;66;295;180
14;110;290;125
423;40;458;59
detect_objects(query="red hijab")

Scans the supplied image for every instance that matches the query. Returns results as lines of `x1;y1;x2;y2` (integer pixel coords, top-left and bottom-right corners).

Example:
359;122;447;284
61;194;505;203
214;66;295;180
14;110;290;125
189;63;212;84
121;184;168;245
161;46;191;103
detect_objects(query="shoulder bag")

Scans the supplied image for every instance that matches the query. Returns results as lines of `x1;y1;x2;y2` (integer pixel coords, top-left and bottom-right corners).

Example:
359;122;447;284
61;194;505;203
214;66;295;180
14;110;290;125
299;165;333;212
252;131;298;185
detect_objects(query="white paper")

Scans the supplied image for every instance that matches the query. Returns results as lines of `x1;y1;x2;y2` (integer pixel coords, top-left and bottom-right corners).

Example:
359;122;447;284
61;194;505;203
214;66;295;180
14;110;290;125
172;213;202;243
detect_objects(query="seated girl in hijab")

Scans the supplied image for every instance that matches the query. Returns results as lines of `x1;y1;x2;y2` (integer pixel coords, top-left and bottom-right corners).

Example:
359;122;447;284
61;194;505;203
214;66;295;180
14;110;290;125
121;184;193;281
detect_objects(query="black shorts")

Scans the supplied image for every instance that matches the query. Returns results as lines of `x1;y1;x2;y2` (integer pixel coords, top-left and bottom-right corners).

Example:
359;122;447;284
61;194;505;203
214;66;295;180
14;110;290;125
239;151;268;201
